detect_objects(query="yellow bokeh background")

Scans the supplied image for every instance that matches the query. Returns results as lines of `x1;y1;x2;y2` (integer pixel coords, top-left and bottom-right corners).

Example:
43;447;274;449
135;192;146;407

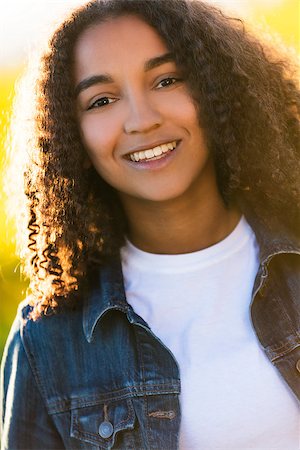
0;0;299;357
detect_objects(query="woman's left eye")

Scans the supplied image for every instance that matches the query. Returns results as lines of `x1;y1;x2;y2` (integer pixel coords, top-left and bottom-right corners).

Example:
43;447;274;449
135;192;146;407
156;77;181;89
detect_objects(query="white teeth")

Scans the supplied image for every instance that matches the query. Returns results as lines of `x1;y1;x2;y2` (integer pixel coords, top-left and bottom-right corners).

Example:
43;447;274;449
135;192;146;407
130;153;140;162
128;140;177;162
145;149;155;158
153;146;163;156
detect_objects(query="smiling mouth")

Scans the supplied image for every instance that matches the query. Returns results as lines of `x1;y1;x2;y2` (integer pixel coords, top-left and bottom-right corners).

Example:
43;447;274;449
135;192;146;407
126;141;178;162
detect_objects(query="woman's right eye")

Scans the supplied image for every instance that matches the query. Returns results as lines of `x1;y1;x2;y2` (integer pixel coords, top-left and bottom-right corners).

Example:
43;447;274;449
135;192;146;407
87;96;115;110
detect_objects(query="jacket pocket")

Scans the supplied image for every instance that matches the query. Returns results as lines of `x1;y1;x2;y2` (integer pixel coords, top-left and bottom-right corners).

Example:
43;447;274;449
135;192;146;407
70;398;135;449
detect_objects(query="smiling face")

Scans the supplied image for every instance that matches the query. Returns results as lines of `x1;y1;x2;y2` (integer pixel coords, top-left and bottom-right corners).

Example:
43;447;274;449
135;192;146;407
74;15;217;206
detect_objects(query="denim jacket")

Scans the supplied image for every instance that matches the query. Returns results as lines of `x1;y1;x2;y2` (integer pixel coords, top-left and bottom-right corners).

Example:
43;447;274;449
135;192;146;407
1;218;300;450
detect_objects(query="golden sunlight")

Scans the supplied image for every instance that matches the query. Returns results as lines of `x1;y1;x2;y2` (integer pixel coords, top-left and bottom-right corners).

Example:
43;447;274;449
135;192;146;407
0;0;299;356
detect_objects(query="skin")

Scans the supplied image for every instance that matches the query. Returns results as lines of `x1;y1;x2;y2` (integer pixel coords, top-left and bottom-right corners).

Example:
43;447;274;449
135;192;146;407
74;15;240;254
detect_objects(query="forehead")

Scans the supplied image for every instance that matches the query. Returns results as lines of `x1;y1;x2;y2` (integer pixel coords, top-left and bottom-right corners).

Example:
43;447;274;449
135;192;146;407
73;15;169;80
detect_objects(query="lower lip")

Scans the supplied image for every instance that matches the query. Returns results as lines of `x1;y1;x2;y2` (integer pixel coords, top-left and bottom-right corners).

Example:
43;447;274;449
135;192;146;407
125;142;180;171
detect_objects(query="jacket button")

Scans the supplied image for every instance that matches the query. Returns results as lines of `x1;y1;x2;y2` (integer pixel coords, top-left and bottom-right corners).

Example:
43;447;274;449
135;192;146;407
296;359;300;373
99;420;114;439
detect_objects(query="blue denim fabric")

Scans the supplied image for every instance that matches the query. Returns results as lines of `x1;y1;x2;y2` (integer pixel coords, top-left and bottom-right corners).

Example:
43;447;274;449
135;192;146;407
1;219;300;449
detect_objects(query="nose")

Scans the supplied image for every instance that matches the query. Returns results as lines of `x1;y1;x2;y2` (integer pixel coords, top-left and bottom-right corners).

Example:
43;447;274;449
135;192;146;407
123;92;162;134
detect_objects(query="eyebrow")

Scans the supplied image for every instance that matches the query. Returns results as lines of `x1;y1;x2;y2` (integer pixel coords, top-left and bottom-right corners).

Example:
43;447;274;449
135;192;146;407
74;52;174;98
144;52;174;72
74;74;113;98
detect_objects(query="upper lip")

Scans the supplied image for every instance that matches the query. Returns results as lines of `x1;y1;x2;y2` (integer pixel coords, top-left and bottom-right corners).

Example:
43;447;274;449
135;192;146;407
123;139;179;157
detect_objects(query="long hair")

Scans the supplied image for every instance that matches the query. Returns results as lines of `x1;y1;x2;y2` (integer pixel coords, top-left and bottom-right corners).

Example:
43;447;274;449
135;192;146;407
7;0;300;318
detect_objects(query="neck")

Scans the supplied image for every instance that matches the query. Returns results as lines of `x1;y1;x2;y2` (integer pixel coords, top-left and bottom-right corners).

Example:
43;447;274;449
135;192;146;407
120;185;241;255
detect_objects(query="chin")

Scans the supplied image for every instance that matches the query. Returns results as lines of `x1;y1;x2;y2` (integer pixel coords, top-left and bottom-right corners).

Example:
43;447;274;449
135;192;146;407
136;186;190;204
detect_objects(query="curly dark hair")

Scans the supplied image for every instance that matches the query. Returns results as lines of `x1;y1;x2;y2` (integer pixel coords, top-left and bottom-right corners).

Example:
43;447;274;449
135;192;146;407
11;0;300;318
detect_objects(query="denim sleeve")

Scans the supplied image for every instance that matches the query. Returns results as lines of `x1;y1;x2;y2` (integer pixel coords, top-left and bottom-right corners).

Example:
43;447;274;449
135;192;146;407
0;313;65;450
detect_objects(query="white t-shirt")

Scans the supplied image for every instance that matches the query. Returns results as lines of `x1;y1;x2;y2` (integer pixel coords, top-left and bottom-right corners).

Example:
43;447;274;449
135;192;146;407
120;217;300;449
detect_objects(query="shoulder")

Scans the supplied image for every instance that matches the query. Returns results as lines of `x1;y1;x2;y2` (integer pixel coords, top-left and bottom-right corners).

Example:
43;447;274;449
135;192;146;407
2;298;85;381
2;298;86;401
1;300;31;370
17;299;84;355
0;301;67;449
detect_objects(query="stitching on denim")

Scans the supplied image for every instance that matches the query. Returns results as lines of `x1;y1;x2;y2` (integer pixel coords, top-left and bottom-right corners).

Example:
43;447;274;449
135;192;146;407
144;390;151;448
49;384;181;414
269;340;300;361
72;399;135;446
269;334;300;353
115;398;134;428
72;413;107;441
88;305;129;342
132;325;150;447
273;295;298;338
134;326;147;392
21;323;51;413
74;418;108;442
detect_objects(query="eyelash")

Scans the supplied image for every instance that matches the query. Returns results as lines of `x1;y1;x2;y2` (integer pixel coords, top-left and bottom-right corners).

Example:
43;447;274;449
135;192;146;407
156;76;182;89
87;97;115;110
87;77;182;110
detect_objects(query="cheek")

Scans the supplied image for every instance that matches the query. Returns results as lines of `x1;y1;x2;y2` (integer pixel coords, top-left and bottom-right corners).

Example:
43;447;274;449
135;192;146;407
80;115;118;161
79;117;123;186
165;90;200;129
174;93;206;146
181;102;199;129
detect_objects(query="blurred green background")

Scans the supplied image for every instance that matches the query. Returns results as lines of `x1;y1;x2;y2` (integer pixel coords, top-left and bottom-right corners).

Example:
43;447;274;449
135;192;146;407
0;0;299;359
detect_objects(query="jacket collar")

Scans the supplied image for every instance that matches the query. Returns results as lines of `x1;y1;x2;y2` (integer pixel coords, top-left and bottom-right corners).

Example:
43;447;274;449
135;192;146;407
83;257;129;343
83;216;300;343
245;214;300;264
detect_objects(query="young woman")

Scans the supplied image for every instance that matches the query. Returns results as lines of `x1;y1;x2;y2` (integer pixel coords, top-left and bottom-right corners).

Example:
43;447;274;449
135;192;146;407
1;0;299;448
